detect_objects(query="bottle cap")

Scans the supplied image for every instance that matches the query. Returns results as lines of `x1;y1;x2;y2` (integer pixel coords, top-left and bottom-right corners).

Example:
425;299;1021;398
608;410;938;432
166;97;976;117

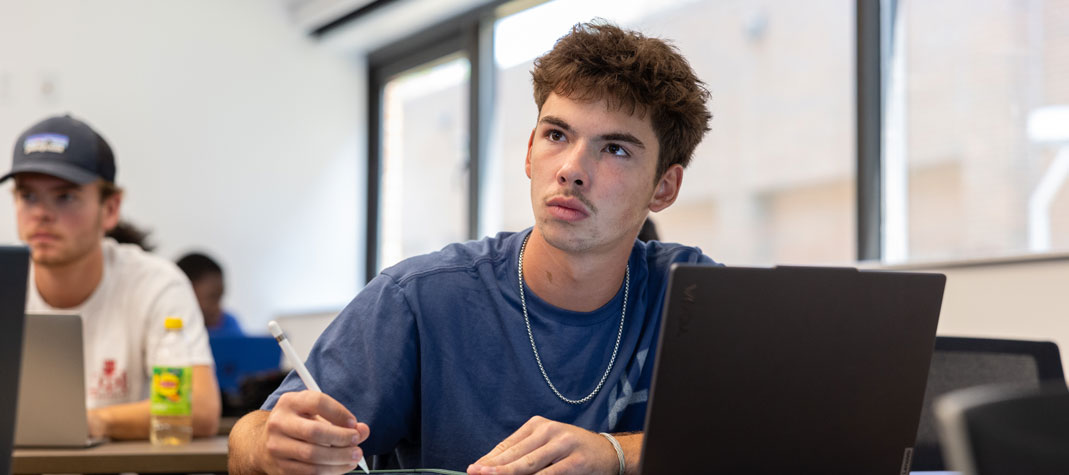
164;316;183;330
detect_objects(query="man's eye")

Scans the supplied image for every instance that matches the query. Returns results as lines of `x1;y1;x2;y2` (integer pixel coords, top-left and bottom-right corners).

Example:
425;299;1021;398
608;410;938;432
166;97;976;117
548;130;565;141
605;144;630;157
57;193;76;204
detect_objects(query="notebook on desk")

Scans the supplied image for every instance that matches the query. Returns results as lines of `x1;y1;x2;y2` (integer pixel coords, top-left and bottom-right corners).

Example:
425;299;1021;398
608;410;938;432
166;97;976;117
1;246;31;475
639;264;946;474
15;313;106;448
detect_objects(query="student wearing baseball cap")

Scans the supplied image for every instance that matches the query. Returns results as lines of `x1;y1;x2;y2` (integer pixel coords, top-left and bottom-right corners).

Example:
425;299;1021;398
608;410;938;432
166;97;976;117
3;114;221;440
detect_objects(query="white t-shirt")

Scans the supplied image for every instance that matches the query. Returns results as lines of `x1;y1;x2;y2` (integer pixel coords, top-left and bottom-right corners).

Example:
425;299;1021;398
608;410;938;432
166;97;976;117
26;238;215;409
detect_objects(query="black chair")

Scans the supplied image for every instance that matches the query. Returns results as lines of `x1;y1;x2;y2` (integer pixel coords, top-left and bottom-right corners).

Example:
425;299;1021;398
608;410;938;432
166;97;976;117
934;383;1069;475
912;336;1066;471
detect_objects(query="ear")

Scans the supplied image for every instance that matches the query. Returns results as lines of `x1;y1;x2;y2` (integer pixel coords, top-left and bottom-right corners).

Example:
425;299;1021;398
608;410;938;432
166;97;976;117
525;128;536;179
648;164;683;212
100;189;123;232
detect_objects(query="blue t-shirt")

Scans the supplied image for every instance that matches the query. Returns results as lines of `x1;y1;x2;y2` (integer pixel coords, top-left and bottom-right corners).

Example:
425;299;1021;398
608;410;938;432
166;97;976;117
262;229;714;470
207;311;244;339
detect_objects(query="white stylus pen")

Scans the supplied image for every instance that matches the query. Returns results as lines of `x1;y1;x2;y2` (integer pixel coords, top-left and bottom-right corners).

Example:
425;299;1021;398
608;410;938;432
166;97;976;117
269;320;369;474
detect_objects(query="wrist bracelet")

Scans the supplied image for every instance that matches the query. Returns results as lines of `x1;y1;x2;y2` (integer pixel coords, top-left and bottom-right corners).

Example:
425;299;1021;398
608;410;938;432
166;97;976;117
599;432;625;475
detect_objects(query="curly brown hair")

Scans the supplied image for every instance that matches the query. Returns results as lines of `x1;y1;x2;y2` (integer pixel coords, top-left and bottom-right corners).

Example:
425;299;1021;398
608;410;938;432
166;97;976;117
532;21;712;180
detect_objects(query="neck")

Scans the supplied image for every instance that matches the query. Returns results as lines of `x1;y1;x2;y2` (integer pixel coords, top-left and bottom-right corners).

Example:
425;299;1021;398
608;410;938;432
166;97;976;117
34;244;104;309
521;227;632;312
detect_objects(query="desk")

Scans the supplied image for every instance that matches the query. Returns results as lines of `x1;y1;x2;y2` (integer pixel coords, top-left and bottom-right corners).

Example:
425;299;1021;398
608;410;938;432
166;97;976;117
12;436;228;474
9;437;958;475
219;415;240;435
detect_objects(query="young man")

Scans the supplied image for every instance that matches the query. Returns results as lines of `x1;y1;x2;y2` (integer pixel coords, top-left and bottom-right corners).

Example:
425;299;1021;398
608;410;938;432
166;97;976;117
177;252;245;338
2;115;221;440
229;22;713;474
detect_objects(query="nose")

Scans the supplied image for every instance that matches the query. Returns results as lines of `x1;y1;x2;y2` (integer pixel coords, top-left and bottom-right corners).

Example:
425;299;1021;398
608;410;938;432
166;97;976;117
24;199;57;223
556;144;591;188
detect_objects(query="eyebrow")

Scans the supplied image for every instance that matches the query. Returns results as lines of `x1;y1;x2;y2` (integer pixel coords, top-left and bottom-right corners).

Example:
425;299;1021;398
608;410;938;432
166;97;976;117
539;115;646;149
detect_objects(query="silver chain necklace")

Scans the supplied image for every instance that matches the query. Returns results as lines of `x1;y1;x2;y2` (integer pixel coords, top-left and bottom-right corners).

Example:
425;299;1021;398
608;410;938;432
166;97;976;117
518;233;628;405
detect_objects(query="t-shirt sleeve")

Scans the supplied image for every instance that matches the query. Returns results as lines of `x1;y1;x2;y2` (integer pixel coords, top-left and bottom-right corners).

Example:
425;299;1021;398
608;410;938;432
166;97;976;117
221;312;244;336
675;243;719;266
144;274;215;370
261;273;420;455
695;252;719;265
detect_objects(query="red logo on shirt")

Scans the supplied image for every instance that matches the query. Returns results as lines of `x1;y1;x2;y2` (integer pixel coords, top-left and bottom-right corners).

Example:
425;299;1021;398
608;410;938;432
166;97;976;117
89;358;128;402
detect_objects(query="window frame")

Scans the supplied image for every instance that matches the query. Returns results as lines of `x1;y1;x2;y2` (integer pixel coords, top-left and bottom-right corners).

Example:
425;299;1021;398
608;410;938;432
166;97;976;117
364;6;498;282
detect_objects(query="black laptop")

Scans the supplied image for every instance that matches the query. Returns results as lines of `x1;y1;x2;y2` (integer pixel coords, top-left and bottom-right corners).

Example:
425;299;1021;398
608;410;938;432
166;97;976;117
1;246;30;475
639;264;945;474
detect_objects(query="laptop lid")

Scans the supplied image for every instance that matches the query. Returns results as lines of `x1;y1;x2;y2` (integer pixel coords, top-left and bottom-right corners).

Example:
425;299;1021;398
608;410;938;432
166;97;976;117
15;313;101;447
209;336;282;394
0;246;30;475
639;264;945;474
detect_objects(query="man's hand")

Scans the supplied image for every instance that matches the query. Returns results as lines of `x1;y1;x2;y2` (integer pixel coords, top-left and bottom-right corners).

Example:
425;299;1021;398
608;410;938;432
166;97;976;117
87;408;108;439
245;390;370;475
467;416;618;475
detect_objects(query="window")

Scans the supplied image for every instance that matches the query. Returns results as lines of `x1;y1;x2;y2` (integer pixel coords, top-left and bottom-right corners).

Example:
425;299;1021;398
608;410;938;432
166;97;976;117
378;55;471;270
367;26;482;280
363;0;1066;278
884;0;1069;262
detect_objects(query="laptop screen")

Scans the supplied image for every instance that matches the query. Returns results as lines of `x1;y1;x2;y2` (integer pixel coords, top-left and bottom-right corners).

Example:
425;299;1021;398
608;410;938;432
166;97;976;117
210;336;282;394
639;264;945;473
16;314;97;447
1;246;30;475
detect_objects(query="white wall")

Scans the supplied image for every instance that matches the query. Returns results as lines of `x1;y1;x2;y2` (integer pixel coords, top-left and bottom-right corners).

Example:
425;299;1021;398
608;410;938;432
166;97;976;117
885;255;1069;376
0;0;368;334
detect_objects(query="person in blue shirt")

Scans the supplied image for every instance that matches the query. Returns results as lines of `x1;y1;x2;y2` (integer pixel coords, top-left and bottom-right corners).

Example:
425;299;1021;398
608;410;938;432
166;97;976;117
229;20;713;475
176;252;244;338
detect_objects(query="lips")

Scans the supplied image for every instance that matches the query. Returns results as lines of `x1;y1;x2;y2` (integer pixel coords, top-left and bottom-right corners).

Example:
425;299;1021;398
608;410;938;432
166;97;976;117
545;196;590;221
28;232;60;243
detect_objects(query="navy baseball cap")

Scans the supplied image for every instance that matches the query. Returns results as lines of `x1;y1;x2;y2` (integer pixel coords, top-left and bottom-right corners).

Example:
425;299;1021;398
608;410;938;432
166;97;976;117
1;114;116;185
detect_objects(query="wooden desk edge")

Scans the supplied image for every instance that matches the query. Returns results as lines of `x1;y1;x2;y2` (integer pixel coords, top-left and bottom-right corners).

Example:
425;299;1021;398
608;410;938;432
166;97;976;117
12;436;229;474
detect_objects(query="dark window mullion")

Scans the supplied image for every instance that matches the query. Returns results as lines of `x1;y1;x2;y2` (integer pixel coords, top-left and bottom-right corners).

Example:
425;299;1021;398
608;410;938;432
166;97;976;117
856;0;886;262
467;17;496;241
366;69;384;283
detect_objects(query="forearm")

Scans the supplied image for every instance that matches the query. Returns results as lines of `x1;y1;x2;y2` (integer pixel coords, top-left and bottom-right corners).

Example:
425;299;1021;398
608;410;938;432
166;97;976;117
91;398;218;440
92;366;219;440
192;365;222;436
91;400;151;440
613;431;643;475
227;410;270;475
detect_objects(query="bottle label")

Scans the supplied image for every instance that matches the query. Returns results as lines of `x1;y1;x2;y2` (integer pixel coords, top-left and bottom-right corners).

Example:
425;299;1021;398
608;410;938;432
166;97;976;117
150;366;192;416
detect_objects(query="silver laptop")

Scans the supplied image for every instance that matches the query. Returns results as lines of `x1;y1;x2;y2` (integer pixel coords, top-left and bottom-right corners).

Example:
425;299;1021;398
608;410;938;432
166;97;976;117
15;313;106;447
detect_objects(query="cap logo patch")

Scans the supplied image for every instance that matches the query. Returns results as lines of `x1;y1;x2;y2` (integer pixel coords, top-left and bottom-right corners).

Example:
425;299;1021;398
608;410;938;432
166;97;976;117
24;133;70;154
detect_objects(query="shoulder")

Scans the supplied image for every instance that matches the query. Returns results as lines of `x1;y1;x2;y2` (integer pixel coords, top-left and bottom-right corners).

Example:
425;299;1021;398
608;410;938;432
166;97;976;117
102;238;191;290
631;240;718;300
639;240;718;271
379;231;522;287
